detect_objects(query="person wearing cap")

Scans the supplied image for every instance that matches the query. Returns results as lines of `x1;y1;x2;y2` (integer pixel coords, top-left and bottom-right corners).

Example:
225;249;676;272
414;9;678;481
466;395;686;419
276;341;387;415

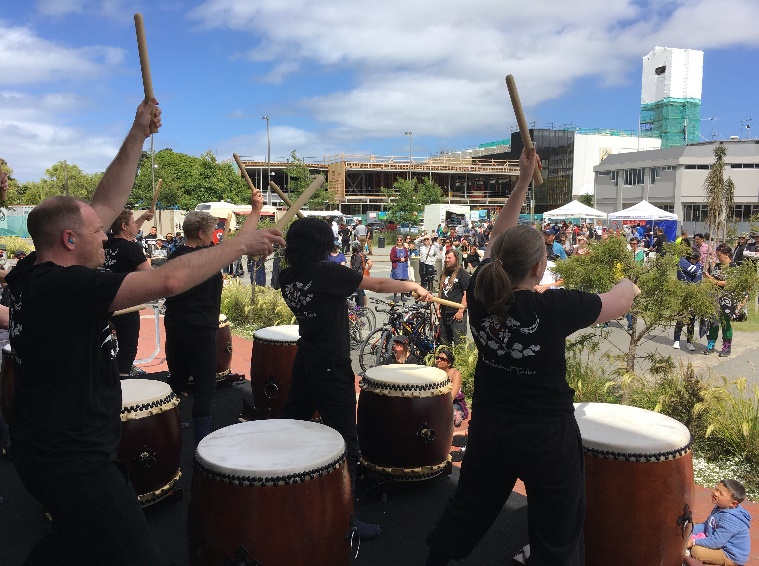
164;232;176;254
387;335;419;365
543;229;567;261
673;249;703;351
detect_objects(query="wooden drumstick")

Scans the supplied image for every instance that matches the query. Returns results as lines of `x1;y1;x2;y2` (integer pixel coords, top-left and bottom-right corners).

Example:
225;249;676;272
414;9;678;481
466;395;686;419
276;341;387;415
222;213;234;241
413;293;465;310
150;178;162;213
113;304;148;316
505;74;543;186
233;153;259;195
134;13;158;134
268;180;305;220
274;175;325;231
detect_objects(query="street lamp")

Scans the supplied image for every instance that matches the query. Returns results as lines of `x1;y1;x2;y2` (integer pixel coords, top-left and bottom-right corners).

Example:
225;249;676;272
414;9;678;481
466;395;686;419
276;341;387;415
262;115;271;205
405;131;413;180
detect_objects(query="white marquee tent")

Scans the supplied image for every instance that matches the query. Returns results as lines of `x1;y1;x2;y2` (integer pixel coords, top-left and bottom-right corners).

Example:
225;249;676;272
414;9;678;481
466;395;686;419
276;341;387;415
543;200;607;219
607;200;678;221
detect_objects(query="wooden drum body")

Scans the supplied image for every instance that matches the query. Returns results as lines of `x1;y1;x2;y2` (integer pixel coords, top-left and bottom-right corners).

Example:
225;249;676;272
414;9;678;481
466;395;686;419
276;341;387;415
119;379;182;506
249;325;299;418
215;314;233;379
0;344;14;426
575;403;694;566
357;364;453;480
188;420;353;566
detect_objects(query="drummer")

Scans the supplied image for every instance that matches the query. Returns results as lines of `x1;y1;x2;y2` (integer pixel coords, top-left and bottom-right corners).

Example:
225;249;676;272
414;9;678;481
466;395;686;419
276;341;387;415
425;149;639;565
6;99;285;564
279;217;432;539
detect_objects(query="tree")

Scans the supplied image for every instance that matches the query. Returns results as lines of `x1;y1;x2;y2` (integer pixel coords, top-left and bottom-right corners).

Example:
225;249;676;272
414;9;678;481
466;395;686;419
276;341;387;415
704;144;735;261
382;177;444;224
131;149;250;211
15;161;102;205
553;236;717;376
578;194;594;207
284;150;335;210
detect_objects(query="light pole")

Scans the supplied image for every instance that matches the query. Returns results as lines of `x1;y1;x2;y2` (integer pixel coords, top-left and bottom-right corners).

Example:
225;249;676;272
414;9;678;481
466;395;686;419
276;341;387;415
262;115;271;205
405;131;413;180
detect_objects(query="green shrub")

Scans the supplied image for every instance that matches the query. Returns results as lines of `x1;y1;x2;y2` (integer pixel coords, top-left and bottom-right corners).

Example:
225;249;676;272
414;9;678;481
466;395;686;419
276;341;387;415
0;236;33;258
566;333;620;403
220;282;294;333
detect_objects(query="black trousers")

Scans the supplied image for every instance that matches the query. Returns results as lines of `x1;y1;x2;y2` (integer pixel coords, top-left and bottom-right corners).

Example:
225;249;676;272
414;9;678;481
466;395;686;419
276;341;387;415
112;311;140;375
440;310;467;345
427;414;586;565
165;324;216;419
14;454;161;565
280;351;360;489
419;262;435;290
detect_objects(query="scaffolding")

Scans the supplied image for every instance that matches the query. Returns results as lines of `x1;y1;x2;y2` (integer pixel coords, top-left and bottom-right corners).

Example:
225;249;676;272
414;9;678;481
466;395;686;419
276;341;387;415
640;97;701;148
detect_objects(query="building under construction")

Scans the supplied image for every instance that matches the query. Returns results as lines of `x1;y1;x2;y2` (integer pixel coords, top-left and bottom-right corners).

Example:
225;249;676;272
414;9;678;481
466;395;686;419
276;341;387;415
237;144;521;217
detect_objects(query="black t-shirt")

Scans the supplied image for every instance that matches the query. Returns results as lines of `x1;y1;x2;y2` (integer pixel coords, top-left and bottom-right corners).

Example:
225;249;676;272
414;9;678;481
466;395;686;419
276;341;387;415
103;235;148;273
468;259;601;421
164;244;223;329
6;253;127;474
440;268;470;315
279;262;362;360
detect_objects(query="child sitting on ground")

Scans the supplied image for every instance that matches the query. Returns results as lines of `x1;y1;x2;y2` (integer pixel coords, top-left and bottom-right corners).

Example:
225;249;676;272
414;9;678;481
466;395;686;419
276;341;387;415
688;479;751;565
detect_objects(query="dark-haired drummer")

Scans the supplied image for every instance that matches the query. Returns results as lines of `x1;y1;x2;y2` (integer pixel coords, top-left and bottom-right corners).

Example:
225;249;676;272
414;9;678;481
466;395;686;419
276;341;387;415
279;217;431;539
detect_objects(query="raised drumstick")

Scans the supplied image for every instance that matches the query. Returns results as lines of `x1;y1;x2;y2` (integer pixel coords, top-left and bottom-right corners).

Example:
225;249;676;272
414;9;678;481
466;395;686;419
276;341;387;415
150;178;162;214
232;154;304;220
134;13;158;134
268;181;305;220
412;292;465;310
274;175;325;231
505;75;543;186
222;213;234;241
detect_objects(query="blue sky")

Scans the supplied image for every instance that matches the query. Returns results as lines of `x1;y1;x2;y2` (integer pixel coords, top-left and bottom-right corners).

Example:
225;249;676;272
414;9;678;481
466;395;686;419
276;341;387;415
1;0;758;182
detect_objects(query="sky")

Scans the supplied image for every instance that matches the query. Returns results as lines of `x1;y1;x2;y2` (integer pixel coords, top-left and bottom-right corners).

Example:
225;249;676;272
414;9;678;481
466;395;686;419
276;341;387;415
1;0;758;183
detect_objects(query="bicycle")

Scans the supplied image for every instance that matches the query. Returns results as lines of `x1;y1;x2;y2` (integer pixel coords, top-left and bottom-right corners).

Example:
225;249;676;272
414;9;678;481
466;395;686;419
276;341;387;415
348;295;376;349
358;298;438;371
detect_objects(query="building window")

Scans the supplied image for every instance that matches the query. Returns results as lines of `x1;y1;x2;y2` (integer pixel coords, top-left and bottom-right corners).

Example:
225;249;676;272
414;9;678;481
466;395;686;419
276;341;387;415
650;167;661;184
610;170;618;186
731;164;758;169
683;204;709;222
597;170;610;176
732;205;759;222
684;164;710;170
624;168;644;186
661;165;677;171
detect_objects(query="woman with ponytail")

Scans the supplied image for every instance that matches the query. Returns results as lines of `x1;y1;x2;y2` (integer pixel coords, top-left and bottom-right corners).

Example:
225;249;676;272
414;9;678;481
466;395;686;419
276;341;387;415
426;149;640;566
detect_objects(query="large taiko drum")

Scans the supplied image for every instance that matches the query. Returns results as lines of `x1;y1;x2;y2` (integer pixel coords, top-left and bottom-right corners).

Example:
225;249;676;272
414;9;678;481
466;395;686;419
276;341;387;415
575;402;694;566
119;379;182;506
188;420;354;566
249;325;300;418
0;344;14;426
357;364;453;480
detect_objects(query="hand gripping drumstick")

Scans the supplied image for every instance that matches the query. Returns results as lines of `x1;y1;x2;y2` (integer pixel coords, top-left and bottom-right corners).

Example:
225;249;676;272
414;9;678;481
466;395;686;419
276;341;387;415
232;154;305;220
413;293;465;310
505;75;543;186
150;178;162;214
134;13;158;134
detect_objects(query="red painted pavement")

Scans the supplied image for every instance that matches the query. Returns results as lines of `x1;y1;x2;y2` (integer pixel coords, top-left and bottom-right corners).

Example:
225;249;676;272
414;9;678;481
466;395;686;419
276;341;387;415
136;309;758;564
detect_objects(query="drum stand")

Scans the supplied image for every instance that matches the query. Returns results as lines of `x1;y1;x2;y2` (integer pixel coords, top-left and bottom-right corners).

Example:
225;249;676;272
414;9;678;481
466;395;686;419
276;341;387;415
356;460;452;502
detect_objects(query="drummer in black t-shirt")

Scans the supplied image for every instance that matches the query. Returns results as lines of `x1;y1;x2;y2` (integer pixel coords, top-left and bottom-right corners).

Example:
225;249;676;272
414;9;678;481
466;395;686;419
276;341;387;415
425;149;639;566
104;208;153;378
5;98;285;565
279;217;431;540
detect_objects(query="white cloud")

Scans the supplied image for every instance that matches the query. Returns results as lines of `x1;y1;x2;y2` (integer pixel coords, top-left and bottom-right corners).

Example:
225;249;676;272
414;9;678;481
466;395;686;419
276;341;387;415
35;0;133;19
0;23;126;84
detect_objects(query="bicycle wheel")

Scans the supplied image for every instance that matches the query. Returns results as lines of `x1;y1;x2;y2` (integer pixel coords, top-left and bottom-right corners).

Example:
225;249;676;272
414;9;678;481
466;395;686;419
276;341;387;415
359;328;392;372
350;309;374;349
357;306;377;332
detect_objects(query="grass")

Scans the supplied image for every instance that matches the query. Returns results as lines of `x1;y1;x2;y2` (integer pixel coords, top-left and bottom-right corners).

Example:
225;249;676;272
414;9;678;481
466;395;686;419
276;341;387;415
732;307;759;333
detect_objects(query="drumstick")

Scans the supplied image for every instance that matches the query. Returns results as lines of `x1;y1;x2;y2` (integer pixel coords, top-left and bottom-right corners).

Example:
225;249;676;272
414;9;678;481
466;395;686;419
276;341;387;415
134;13;158;134
413;293;465;310
232;152;260;196
222;213;234;241
274;175;325;231
505;75;543;186
269;180;305;220
113;304;148;316
150;178;162;213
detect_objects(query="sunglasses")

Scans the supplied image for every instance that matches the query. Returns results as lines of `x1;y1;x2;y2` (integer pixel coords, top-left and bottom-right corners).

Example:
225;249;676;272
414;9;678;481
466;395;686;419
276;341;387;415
435;356;449;362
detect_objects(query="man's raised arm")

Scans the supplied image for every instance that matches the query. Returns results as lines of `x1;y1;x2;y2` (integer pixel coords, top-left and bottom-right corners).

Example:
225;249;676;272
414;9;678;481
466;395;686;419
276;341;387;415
90;99;162;229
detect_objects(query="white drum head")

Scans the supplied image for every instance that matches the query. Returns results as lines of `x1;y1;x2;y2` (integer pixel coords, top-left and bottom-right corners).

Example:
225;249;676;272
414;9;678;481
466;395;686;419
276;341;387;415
121;378;178;420
3;344;10;354
574;402;691;461
254;325;300;344
196;420;346;484
365;364;448;386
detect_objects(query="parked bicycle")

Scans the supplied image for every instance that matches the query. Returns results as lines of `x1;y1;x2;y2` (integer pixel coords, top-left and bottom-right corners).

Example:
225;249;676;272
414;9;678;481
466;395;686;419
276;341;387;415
348;294;375;349
358;298;438;371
